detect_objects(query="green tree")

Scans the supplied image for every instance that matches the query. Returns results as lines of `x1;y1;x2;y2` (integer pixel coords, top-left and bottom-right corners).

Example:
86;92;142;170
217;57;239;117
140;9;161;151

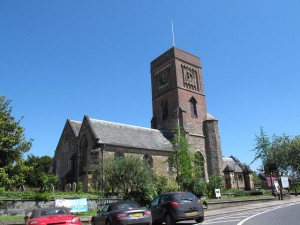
24;154;53;188
94;156;157;204
207;175;224;198
170;126;194;190
190;177;207;198
0;96;33;167
251;127;271;168
252;127;300;177
1;159;33;190
252;171;261;187
153;174;178;194
38;173;59;191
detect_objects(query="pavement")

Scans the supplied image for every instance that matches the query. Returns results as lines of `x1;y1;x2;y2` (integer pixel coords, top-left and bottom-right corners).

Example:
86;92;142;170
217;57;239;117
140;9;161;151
204;195;300;217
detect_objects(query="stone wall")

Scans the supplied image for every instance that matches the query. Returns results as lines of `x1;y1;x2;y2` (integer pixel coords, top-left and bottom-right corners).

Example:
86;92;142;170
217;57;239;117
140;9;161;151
0;199;99;217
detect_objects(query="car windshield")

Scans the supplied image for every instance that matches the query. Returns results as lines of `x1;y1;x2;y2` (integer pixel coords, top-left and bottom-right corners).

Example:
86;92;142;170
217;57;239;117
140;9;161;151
38;208;68;216
172;192;195;201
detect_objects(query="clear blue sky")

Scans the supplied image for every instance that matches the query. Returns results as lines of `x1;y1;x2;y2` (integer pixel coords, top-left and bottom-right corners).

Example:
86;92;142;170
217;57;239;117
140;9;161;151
1;1;299;171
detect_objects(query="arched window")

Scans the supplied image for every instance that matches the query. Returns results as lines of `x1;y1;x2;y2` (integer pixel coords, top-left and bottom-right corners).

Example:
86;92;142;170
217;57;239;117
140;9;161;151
79;137;88;175
168;157;174;172
194;151;205;178
143;154;153;168
161;100;168;120
61;139;70;176
189;97;197;118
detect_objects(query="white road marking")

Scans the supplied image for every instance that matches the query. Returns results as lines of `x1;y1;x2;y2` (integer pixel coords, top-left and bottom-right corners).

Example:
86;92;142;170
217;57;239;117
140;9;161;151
237;202;300;225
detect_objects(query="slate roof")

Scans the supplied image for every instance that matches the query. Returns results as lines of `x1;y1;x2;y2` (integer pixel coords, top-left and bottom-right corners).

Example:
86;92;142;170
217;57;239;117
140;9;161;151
205;113;217;121
222;157;243;173
68;119;82;137
89;118;173;151
223;164;235;172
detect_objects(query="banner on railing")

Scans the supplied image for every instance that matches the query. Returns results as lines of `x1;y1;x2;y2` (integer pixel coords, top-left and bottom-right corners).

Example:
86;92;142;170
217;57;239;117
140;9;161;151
55;198;88;212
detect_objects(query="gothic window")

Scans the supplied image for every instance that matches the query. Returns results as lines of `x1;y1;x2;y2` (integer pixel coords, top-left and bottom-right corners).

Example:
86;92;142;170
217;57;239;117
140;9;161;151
168;158;174;172
61;139;70;176
143;154;153;168
55;159;60;176
114;151;124;158
189;97;197;118
194;151;205;178
79;137;88;175
161;100;168;121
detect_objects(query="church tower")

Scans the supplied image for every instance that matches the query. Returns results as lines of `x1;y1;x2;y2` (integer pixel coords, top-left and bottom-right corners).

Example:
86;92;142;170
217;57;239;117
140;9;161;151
150;47;223;179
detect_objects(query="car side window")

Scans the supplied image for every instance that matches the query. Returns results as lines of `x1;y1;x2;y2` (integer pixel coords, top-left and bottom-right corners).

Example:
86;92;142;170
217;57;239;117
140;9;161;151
101;204;109;213
151;196;159;206
160;195;170;204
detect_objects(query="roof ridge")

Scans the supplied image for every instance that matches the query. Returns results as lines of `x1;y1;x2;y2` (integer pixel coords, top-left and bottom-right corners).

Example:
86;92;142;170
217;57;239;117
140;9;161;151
89;118;164;132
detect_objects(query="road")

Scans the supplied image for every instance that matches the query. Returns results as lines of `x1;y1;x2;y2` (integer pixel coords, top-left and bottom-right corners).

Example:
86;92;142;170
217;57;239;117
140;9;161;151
175;197;300;225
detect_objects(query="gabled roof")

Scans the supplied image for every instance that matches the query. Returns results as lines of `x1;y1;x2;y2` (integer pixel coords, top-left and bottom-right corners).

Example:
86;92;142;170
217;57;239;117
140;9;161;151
223;164;235;172
88;118;173;151
223;157;243;173
68;119;82;137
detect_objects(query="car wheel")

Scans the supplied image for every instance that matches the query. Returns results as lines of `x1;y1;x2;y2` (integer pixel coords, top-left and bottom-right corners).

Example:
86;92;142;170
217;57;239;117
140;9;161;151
91;218;95;225
165;214;175;225
195;216;204;223
153;222;162;225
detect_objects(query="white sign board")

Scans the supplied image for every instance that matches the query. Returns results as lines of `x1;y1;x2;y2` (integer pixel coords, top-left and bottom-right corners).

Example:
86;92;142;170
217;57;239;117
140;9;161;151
273;181;281;193
215;189;221;198
280;176;289;188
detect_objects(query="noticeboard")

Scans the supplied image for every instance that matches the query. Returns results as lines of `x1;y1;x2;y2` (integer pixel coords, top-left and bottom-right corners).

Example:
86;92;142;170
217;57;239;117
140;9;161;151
280;176;290;188
215;189;221;198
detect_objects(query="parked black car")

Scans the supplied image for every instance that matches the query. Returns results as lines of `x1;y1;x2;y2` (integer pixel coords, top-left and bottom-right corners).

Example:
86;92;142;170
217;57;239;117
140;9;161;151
148;192;204;225
91;200;152;225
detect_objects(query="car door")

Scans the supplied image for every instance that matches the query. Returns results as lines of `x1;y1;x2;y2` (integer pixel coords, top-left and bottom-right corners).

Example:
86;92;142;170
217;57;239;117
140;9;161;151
149;196;163;223
94;204;109;225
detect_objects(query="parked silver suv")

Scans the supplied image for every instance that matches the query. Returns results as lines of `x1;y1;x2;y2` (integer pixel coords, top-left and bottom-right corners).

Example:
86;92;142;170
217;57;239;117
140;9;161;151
148;192;204;225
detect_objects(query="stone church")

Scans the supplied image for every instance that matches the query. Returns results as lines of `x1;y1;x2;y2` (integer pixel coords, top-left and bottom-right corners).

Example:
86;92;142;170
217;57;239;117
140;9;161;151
50;47;252;192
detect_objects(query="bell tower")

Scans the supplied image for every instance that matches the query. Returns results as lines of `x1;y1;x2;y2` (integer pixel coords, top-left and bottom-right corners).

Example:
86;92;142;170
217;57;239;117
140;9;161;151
150;47;223;178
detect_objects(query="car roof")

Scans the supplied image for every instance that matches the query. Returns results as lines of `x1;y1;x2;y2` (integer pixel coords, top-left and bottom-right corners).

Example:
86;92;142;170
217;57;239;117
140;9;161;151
106;200;139;207
160;191;191;195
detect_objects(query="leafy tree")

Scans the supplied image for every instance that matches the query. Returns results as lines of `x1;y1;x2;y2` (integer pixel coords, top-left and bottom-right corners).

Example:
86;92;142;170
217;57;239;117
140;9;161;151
94;156;157;204
0;159;33;190
0;167;11;189
169;126;194;190
38;173;59;191
207;175;224;198
0;96;33;167
251;171;261;187
252;127;300;177
153;174;178;194
251;127;271;167
190;177;207;198
24;154;53;188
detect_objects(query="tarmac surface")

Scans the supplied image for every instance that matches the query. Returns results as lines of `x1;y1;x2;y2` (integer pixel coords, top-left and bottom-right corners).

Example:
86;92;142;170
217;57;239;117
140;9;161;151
1;196;299;225
204;195;300;217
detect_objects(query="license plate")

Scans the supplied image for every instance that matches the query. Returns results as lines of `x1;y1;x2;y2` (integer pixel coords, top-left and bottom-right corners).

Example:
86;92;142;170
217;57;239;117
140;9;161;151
130;212;143;217
186;211;197;216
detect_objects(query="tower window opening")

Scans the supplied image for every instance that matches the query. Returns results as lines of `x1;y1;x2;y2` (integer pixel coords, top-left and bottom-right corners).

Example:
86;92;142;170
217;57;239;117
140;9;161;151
190;97;197;118
161;100;169;120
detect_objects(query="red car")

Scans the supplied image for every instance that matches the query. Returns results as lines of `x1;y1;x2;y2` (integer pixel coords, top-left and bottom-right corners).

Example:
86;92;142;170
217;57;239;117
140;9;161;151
26;207;82;225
